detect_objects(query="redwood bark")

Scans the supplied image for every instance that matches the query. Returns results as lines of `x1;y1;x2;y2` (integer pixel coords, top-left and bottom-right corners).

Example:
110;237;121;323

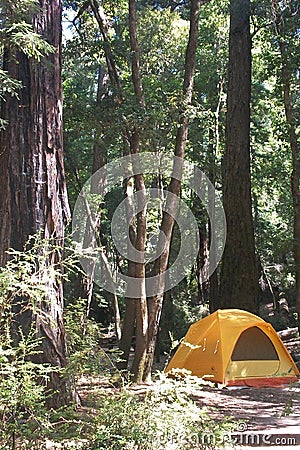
218;0;258;313
271;0;300;332
0;0;71;407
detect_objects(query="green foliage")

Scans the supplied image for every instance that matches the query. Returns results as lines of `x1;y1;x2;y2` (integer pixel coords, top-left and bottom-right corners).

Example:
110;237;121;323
0;234;78;448
0;68;21;129
64;297;121;378
44;375;235;450
0;0;55;60
0;0;40;20
0;68;21;98
0;243;50;447
0;0;55;130
250;0;299;295
2;21;54;59
171;291;208;340
89;375;235;450
0;330;51;448
8;374;234;449
0;235;75;327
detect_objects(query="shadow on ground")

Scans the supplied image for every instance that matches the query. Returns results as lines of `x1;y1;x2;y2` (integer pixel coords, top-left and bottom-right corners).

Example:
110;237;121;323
192;383;300;434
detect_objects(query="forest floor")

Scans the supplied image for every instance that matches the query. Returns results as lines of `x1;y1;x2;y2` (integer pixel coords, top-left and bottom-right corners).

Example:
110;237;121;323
76;377;300;449
190;382;300;448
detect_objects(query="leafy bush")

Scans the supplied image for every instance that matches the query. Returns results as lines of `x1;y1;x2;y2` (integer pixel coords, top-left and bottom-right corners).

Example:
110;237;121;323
64;297;123;381
0;234;76;449
0;330;51;449
88;375;235;450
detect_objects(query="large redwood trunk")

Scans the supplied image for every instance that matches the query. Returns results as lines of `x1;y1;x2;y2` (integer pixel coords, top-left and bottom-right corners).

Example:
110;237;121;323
218;0;258;313
0;0;71;407
271;0;300;332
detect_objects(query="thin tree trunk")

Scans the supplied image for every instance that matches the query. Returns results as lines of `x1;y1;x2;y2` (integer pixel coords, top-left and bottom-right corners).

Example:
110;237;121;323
90;1;148;367
118;172;137;370
126;133;148;382
90;0;123;102
84;66;107;314
0;0;72;407
196;226;209;305
143;0;201;381
83;65;121;340
127;0;148;382
218;0;258;313
208;126;219;312
118;294;136;370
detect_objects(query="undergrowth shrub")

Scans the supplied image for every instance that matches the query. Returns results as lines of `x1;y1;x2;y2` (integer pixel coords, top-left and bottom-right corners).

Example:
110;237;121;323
83;375;236;450
0;331;51;449
0;234;77;449
64;298;123;381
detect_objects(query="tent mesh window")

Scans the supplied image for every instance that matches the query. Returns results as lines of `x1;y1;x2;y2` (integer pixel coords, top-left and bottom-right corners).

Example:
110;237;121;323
231;326;279;361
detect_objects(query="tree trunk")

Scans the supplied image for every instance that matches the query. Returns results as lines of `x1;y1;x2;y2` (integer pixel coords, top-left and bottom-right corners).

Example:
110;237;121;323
82;65;122;340
271;0;300;332
0;0;72;407
291;120;300;334
218;0;258;313
128;133;148;383
208;126;220;312
90;0;123;102
123;0;149;383
118;174;137;370
143;0;201;381
89;0;202;381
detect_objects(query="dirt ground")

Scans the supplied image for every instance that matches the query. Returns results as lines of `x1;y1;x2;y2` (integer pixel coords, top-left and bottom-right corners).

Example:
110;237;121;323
190;383;300;448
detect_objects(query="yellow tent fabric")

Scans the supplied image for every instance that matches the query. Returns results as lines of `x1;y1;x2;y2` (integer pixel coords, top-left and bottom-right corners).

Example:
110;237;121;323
165;309;300;387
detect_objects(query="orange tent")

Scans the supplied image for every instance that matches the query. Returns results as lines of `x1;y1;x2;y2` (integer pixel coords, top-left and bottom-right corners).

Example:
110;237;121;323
165;309;299;387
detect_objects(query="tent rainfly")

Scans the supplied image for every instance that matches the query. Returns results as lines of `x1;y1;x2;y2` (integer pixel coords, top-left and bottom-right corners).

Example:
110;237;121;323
165;309;300;387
